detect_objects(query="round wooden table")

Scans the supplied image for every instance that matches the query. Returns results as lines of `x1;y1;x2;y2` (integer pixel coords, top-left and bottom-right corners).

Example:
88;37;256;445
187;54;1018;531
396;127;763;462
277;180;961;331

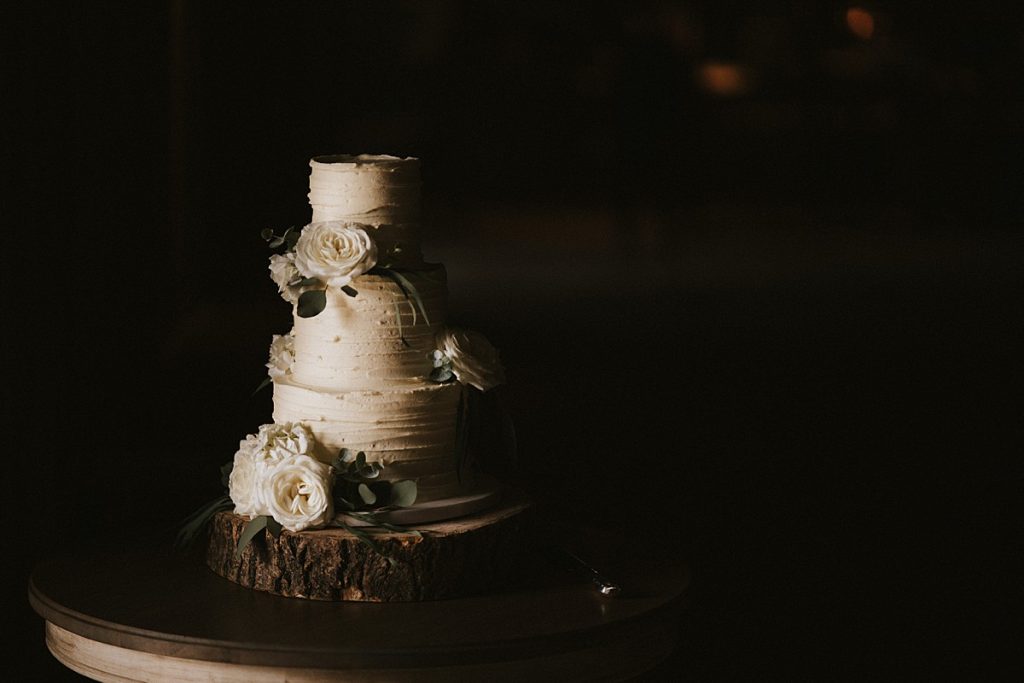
29;546;688;682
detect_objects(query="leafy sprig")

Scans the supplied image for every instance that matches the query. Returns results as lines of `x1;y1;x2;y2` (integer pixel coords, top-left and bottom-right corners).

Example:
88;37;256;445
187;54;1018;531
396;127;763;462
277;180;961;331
260;227;437;345
330;448;418;511
261;226;301;250
174;459;235;550
429;349;455;383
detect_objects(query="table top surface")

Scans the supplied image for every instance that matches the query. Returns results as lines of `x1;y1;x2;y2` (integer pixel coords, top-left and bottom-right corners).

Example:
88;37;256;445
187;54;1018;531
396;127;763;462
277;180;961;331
29;545;689;669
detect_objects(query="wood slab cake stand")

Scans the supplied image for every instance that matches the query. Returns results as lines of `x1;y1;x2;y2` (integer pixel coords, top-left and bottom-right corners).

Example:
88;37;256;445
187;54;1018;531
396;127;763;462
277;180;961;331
207;490;531;601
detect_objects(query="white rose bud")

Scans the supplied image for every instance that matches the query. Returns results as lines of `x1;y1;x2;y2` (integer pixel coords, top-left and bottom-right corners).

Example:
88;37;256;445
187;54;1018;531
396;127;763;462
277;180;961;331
263;454;334;532
267;333;295;380
268;252;302;303
293;221;378;289
438;328;506;391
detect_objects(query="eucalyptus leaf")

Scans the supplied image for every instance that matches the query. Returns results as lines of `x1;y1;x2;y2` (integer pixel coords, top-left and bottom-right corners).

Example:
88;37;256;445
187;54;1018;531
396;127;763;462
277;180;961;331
357;483;377;505
341;285;359;297
234;515;268;560
266;516;283;539
175;495;232;550
294;277;320;287
356;451;366;469
268;236;285;248
339;448;357;464
429;366;454;383
379;268;431;325
390;480;418;507
359;463;381;479
252;375;272;397
337;521;397;566
285;230;300;248
350;512;422;538
260;228;274;241
297;289;327;318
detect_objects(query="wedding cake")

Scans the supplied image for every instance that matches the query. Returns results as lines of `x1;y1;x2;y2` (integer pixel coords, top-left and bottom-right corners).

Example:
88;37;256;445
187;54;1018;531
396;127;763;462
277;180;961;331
202;155;529;601
268;155;500;505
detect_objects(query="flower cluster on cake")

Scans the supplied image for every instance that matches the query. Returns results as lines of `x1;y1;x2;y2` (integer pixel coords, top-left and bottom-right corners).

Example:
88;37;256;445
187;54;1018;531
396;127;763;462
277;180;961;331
183;156;527;599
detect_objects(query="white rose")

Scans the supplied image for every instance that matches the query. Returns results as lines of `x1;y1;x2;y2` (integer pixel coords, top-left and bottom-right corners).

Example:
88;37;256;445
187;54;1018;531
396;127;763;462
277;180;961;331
293;221;378;289
228;434;269;517
229;423;318;517
263;454;334;532
438;328;506;391
255;422;313;459
267;333;295;380
269;252;302;303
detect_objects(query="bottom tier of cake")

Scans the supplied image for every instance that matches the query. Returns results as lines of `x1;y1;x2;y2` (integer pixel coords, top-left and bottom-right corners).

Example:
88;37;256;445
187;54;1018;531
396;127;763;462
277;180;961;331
206;492;532;601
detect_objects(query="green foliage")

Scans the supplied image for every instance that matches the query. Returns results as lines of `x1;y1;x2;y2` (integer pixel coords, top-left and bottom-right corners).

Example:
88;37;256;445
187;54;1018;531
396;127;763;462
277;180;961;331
375;268;432;326
252;375;272;396
266;516;283;539
390;480;418;508
262;225;300;251
429;349;455;383
429;366;454;383
348;511;421;537
297;289;327;318
330;448;418;516
333;520;397;567
175;494;233;550
234;515;268;560
357;483;377;505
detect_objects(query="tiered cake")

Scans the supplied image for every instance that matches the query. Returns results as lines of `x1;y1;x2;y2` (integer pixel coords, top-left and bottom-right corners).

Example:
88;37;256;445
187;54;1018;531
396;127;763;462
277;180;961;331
205;155;529;601
274;156;468;503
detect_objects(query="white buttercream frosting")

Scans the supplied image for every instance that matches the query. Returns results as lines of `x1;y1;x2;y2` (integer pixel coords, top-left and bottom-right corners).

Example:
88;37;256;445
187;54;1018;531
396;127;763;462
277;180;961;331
290;270;447;390
272;378;465;502
308;155;423;268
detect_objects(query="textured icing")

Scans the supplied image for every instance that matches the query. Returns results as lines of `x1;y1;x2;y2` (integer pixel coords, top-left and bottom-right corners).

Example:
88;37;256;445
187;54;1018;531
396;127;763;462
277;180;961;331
290;270;447;390
308;155;423;268
272;378;465;502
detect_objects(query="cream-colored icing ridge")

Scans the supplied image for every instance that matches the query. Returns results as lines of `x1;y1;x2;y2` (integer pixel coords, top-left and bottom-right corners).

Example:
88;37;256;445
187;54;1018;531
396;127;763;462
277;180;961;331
290;270;447;390
309;155;422;268
272;377;465;502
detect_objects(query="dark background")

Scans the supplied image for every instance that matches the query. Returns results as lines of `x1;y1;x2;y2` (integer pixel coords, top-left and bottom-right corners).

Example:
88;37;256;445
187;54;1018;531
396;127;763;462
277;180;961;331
6;1;1020;679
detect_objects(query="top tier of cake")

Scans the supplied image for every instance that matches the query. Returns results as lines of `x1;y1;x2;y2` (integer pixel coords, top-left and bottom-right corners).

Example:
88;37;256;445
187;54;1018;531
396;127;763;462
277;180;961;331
308;154;423;268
